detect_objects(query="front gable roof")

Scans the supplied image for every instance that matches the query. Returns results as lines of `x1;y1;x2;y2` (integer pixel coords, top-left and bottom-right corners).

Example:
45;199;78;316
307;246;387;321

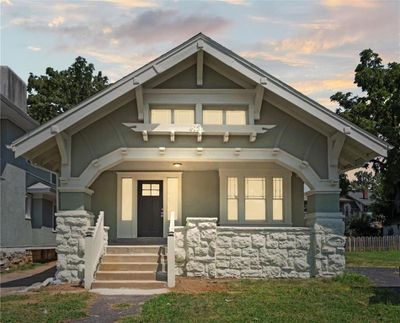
10;33;390;170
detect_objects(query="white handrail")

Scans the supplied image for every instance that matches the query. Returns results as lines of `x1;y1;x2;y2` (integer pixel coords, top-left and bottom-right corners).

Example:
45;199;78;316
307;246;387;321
84;211;108;289
167;211;176;288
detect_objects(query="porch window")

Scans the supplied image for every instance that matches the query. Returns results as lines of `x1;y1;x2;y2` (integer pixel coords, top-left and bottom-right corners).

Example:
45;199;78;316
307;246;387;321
151;107;195;124
227;177;238;221
121;178;133;220
245;177;266;220
142;183;160;196
203;109;246;125
272;177;284;221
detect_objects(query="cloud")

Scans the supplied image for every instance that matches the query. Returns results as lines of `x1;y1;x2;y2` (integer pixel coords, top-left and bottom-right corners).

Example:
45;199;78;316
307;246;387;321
240;50;309;67
217;0;248;5
290;78;356;96
112;10;231;44
95;0;159;8
48;16;65;27
27;46;41;51
322;0;380;8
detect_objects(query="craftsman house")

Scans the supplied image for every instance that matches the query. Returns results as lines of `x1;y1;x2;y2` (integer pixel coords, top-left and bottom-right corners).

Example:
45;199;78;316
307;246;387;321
10;34;390;289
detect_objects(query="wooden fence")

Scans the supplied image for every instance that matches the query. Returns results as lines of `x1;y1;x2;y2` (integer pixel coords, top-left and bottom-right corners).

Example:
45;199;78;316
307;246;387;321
346;235;400;252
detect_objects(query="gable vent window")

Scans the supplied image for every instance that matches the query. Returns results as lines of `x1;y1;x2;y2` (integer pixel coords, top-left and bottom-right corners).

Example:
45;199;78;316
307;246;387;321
203;109;246;125
151;107;194;124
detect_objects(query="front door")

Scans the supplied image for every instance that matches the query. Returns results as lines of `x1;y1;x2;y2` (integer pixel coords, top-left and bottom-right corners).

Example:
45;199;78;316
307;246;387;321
137;180;163;237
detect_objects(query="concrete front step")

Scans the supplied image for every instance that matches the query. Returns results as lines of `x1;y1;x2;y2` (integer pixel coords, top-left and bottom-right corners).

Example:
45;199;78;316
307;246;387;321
95;271;156;280
102;254;167;263
91;280;167;289
106;245;166;255
99;262;166;271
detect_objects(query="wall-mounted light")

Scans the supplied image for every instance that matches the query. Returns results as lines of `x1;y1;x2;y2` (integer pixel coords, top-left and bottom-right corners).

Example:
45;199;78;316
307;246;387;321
173;163;182;168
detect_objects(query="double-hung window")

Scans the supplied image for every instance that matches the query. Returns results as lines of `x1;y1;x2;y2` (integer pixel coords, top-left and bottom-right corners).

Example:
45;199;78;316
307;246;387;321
245;178;266;220
227;177;239;221
151;107;194;124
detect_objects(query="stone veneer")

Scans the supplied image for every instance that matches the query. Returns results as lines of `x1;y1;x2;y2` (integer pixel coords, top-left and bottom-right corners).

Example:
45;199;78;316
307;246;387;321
175;217;345;278
55;210;94;283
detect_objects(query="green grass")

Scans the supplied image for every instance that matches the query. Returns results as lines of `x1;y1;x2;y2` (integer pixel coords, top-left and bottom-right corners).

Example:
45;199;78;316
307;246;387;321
1;291;91;323
346;250;400;267
1;262;45;274
113;302;132;309
121;274;400;323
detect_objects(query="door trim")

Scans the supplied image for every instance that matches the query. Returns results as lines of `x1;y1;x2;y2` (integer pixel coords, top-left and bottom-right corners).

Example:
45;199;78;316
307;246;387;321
117;172;182;238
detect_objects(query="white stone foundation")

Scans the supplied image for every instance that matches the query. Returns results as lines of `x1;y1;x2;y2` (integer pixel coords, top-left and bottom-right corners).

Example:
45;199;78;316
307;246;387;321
175;218;345;279
55;210;94;283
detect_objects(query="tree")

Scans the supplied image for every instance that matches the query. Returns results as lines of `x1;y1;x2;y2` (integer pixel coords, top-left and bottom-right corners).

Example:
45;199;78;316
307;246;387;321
339;173;351;196
331;49;400;224
351;170;374;192
27;56;109;124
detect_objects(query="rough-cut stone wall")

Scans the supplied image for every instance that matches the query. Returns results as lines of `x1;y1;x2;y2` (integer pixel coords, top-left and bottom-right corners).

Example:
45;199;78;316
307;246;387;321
175;217;345;278
55;211;93;283
0;249;32;272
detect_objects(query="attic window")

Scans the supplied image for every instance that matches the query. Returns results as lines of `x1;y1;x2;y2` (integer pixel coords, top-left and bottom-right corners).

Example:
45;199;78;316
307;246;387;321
151;107;194;124
203;109;246;125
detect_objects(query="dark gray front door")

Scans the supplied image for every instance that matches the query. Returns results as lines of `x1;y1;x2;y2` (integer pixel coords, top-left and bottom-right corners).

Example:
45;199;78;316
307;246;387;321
137;180;163;237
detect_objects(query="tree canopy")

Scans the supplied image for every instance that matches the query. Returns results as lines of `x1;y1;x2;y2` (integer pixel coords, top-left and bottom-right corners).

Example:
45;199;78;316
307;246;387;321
331;49;400;224
27;56;109;124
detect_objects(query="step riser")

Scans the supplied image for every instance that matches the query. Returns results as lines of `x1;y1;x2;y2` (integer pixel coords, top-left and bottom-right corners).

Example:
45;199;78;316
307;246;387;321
102;255;166;262
106;246;166;255
99;263;166;271
92;281;166;289
96;272;156;280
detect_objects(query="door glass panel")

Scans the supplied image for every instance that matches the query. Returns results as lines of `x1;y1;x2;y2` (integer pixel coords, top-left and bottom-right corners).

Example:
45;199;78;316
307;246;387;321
121;178;133;220
151;109;171;124
226;110;246;125
174;110;194;124
203;110;223;125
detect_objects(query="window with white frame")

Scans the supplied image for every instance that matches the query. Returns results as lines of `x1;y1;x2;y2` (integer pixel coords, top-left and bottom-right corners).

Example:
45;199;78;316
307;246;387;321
227;177;238;221
221;171;291;224
151;107;195;124
25;193;32;220
272;177;284;221
245;177;266;220
203;109;246;125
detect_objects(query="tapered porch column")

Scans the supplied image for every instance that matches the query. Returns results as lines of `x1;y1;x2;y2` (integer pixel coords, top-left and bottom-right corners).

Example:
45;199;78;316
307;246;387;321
55;189;94;283
305;190;346;277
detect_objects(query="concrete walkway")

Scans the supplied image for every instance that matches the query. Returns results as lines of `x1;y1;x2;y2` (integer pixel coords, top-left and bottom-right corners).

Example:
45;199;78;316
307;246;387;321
347;267;400;287
0;261;56;295
75;294;153;323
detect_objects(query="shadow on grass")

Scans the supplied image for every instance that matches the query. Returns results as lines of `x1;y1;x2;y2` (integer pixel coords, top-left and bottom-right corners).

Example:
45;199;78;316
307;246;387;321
369;287;400;305
0;266;56;288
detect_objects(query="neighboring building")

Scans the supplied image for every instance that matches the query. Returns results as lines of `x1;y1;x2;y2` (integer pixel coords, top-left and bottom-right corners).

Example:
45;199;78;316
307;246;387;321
383;220;400;236
1;66;56;270
10;34;390;288
340;189;374;218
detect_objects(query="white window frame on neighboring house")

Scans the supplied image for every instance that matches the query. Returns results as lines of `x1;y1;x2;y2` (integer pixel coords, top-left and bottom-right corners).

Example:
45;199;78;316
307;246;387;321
25;193;32;220
219;169;292;226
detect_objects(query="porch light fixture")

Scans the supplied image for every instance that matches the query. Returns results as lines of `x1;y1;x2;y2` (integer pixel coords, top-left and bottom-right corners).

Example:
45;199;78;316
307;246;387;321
173;163;182;168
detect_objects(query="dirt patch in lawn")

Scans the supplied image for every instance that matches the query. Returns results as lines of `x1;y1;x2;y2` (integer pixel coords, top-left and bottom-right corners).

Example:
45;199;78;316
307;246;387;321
172;277;231;293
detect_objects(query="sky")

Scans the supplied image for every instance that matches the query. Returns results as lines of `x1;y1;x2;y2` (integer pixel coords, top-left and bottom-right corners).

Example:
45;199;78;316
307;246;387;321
1;0;399;112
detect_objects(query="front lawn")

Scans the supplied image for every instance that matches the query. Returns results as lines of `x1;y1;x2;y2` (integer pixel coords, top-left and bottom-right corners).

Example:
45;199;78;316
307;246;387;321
346;250;400;267
1;290;91;323
122;274;400;323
